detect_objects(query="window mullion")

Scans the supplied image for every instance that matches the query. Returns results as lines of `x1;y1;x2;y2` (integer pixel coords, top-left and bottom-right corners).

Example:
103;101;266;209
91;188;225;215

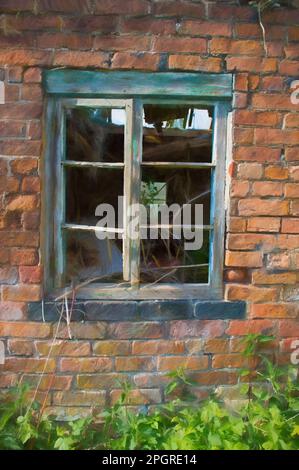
124;99;143;285
54;101;66;287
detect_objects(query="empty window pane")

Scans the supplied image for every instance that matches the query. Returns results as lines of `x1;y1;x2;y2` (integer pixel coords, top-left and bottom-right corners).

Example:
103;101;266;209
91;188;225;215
142;105;213;163
66;107;125;163
65;231;123;284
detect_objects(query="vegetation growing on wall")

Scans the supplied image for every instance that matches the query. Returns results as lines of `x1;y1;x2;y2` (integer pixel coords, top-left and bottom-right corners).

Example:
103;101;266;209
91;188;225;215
1;335;298;450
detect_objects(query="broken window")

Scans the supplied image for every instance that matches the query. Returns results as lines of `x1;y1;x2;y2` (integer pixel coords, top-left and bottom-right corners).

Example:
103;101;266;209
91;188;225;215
45;71;231;299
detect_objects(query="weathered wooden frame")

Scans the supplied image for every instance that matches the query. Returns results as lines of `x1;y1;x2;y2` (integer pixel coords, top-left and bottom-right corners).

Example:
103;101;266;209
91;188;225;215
42;70;232;300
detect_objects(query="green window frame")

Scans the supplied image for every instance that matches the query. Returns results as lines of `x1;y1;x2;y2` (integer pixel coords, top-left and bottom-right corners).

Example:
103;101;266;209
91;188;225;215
42;70;232;300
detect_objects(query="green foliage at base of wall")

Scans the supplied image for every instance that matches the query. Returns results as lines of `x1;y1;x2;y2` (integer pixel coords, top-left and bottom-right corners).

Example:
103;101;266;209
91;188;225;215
0;335;299;450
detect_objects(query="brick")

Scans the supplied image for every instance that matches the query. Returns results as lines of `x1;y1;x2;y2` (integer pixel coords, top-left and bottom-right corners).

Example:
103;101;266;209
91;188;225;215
276;234;299;250
53;391;106;407
0;140;41;156
2;283;40;304
185;339;203;355
37;33;92;50
77;373;129;389
235;147;281;162
290;201;299;216
0;121;26;138
285;183;299;198
0;322;51;338
154;1;204;17
286;148;299;162
0;103;42;119
234;128;253;145
235;23;284;41
237;162;263;179
23;374;72;391
108;322;163;339
0;267;18;284
59;357;112;372
21;84;43;102
22;212;40;230
209;5;255;21
63;15;118;33
211;38;262;55
0;50;52;66
290;166;299;181
157;356;208;371
0;248;10;264
248;74;260;91
54;51;109;68
252;94;297;111
169;55;222;72
121;17;175;35
212;354;254;369
132;340;184;355
225;269;247;283
10;158;38;174
225;285;278;302
250;304;290;319
11;248;38;266
247;217;280;233
8;339;33;356
282;218;299;233
0;176;19;193
234;73;248;92
110;388;161;405
225;251;263;268
152;36;206;53
261;76;285;91
289;26;299;41
234;110;280;127
0;374;18;388
0;301;26;321
264;166;288;180
56;322;106;340
227;233;276;250
23;67;42;83
190;370;238;386
21;177;40;193
204;339;230;354
115;356;156;371
39;0;91;13
252;181;283;197
226;319;275;336
179;20;231;37
94;35;150;52
252;271;297;285
226;57;277;73
239;199;288;217
278;320;299;337
2;358;55;373
36;340;90;356
169;320;225;339
0;231;39;248
93;340;131;356
286;114;299;129
230;180;249;197
227;217;246;232
27;122;42;140
95;0;150;15
112;53;160;71
0;1;34;12
279;60;299;76
255;129;299;146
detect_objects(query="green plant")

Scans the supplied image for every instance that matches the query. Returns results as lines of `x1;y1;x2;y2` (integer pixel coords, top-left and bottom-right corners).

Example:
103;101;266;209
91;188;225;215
0;334;298;450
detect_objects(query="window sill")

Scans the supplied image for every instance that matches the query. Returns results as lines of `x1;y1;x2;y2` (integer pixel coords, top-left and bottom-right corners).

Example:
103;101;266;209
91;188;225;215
28;299;246;322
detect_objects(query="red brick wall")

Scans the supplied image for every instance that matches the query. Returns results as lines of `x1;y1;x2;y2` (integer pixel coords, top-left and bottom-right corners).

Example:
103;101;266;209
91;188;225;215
0;0;299;414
